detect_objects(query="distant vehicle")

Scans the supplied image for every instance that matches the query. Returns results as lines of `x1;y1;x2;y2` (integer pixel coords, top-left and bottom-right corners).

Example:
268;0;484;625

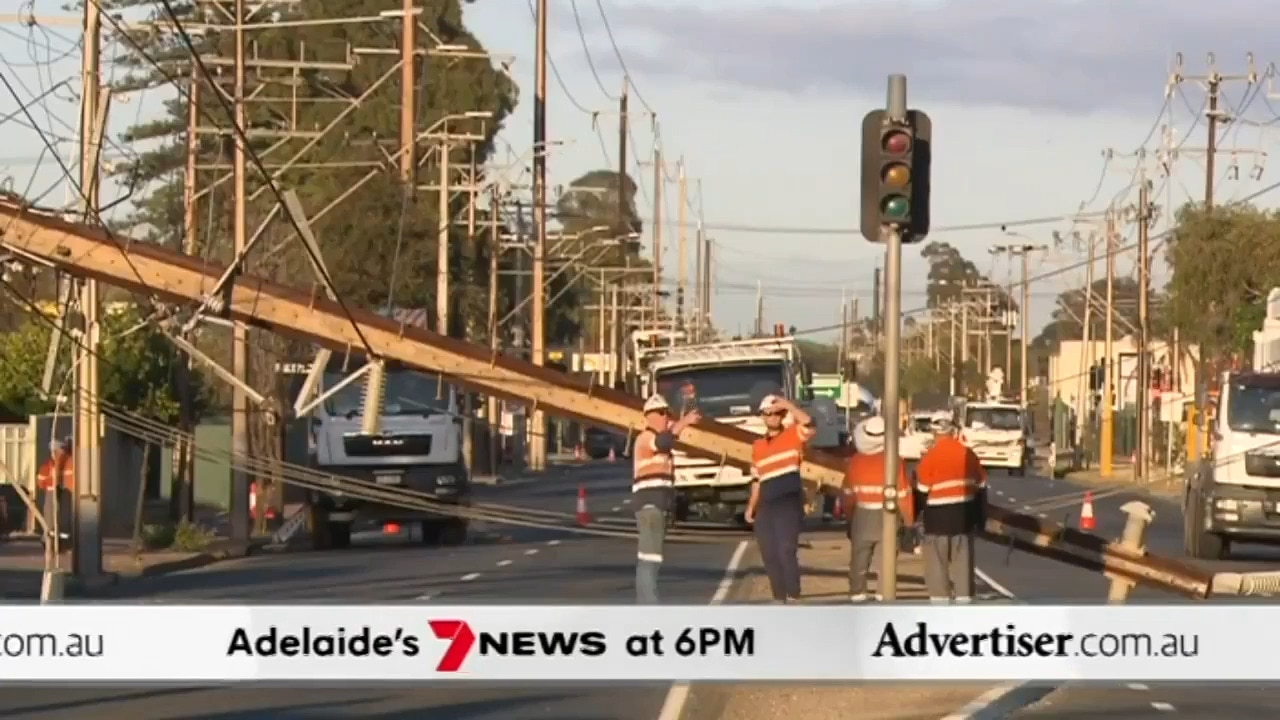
957;400;1030;475
900;410;948;461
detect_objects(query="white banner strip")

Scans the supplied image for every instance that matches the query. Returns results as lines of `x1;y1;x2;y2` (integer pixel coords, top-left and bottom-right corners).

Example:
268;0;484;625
0;605;1230;682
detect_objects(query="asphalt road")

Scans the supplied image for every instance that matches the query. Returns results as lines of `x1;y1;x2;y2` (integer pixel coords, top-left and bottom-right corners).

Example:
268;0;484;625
0;461;747;720
976;468;1280;718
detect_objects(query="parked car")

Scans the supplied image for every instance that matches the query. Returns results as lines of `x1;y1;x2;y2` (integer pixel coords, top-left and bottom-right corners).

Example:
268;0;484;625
584;426;629;459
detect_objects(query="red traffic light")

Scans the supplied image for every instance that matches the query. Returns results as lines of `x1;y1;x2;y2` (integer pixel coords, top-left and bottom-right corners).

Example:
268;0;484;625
882;131;911;155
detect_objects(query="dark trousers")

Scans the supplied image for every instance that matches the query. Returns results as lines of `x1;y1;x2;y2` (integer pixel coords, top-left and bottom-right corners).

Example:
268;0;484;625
37;488;73;543
754;497;803;600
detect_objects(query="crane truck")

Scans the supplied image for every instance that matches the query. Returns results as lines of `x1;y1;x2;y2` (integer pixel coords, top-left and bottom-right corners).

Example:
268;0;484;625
632;332;842;525
1184;288;1280;560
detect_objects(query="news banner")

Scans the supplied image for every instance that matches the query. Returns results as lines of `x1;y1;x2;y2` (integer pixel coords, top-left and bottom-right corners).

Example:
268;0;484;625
2;604;1273;683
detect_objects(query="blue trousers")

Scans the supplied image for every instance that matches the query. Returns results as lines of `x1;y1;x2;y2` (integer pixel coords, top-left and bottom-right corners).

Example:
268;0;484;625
754;497;803;600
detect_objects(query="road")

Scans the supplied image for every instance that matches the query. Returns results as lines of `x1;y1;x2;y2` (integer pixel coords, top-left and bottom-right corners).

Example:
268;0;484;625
0;462;746;720
976;468;1280;718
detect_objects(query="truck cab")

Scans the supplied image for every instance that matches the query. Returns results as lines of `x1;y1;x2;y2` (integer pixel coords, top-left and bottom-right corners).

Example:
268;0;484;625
1183;371;1280;559
958;400;1030;475
639;336;811;525
284;353;470;550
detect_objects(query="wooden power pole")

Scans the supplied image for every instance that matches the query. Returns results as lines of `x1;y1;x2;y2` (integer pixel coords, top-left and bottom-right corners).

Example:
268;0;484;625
1101;210;1117;477
529;0;548;471
650;146;662;324
676;158;687;330
229;0;251;543
1136;181;1153;482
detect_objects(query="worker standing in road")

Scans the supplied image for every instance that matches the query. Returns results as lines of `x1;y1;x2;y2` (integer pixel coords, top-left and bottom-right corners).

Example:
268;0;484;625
633;394;702;604
843;416;915;603
914;416;987;604
745;395;815;604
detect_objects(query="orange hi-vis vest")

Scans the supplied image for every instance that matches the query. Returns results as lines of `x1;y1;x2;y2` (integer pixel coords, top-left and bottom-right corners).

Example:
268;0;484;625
843;451;914;523
751;424;814;502
632;428;675;492
915;435;986;536
37;452;74;492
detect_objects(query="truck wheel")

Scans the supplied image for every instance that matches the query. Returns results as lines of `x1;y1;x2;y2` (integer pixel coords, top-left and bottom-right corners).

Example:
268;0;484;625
308;506;332;551
329;522;351;550
440;519;468;546
1184;494;1226;560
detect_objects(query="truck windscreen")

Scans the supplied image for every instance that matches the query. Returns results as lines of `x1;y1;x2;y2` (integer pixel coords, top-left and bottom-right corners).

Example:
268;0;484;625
1227;379;1280;434
966;407;1022;431
654;363;785;418
321;370;450;418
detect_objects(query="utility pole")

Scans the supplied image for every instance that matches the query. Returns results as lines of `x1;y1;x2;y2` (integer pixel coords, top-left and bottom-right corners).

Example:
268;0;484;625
487;187;500;474
1136;180;1153;482
609;286;620;388
72;0;104;580
948;306;958;395
1101;211;1117;477
399;0;415;180
436;136;451;334
872;267;882;350
703;235;713;332
650;146;663;324
694;218;703;342
529;0;548;472
1076;234;1096;453
174;63;200;523
676;158;687;330
991;242;1047;403
617;78;629;231
754;281;763;337
228;0;251;544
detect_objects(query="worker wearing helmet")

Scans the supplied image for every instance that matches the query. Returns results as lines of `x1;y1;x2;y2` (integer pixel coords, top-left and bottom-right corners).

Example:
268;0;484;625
745;394;815;604
633;393;701;603
843;416;915;602
914;416;987;604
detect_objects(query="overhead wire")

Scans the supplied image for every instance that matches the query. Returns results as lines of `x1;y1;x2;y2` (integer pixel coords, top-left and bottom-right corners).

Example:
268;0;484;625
567;0;618;101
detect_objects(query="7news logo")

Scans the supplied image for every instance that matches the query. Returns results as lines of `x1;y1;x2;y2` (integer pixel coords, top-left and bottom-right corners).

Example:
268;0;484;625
430;619;606;672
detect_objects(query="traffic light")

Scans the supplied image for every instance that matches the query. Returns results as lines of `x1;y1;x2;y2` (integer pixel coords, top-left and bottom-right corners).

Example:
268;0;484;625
860;108;932;243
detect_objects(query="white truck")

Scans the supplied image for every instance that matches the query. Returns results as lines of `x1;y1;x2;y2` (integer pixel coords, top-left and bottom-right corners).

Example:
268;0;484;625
900;409;950;461
957;399;1031;475
282;350;470;551
1183;288;1280;560
634;334;839;525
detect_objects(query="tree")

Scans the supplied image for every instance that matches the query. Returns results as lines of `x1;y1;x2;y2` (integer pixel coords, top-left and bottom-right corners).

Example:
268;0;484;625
1165;203;1280;359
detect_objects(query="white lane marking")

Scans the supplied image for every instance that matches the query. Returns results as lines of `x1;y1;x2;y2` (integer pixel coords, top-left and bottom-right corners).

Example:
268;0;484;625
655;540;748;720
415;594;433;600
1022;505;1033;511
1038;513;1047;518
1127;683;1149;691
622;497;631;505
611;506;622;512
524;548;539;556
995;490;1005;496
1150;702;1176;712
496;559;512;567
1007;496;1017;502
547;539;561;546
939;570;1057;718
460;572;480;582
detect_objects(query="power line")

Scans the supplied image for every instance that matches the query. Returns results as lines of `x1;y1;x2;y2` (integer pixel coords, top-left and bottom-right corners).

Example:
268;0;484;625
568;0;617;101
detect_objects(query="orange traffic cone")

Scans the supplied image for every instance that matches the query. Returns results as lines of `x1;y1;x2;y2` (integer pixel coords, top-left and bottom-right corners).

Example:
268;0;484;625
607;446;616;462
576;484;591;525
574;444;584;461
249;482;258;520
1080;491;1096;531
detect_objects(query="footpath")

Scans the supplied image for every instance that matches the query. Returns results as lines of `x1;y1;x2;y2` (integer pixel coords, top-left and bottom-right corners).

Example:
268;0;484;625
682;535;1013;720
0;537;253;600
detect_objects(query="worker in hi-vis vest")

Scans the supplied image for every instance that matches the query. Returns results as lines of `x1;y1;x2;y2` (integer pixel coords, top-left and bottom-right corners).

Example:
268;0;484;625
745;395;815;604
843;416;915;602
914;416;987;604
632;394;701;603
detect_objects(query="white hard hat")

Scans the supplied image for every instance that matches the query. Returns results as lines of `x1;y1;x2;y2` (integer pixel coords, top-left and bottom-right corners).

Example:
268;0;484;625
930;416;955;433
758;394;783;413
643;394;670;413
859;416;886;437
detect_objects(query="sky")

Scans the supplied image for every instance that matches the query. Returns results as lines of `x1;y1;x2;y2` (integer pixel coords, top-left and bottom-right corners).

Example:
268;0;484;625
3;0;1280;350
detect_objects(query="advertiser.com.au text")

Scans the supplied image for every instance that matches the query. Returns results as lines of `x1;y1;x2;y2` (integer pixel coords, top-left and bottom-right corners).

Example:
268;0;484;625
872;622;1199;659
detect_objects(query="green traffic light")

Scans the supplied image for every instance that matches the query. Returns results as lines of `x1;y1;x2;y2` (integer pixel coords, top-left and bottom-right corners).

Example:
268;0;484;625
882;195;909;218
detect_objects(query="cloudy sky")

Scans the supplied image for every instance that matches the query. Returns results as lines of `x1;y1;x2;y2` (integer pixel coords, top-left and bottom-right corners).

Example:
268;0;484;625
2;0;1280;351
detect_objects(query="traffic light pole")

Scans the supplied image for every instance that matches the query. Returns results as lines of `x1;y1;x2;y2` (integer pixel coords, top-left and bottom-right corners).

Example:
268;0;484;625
879;74;908;602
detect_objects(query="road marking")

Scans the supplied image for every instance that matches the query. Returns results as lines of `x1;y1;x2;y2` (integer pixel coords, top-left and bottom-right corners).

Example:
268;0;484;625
611;506;622;512
940;569;1057;718
1038;512;1047;518
655;540;748;720
1127;683;1149;691
524;548;539;555
1150;702;1176;712
622;497;631;505
547;539;561;546
496;559;512;567
1022;505;1032;511
1007;496;1017;502
460;572;480;582
414;593;433;600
